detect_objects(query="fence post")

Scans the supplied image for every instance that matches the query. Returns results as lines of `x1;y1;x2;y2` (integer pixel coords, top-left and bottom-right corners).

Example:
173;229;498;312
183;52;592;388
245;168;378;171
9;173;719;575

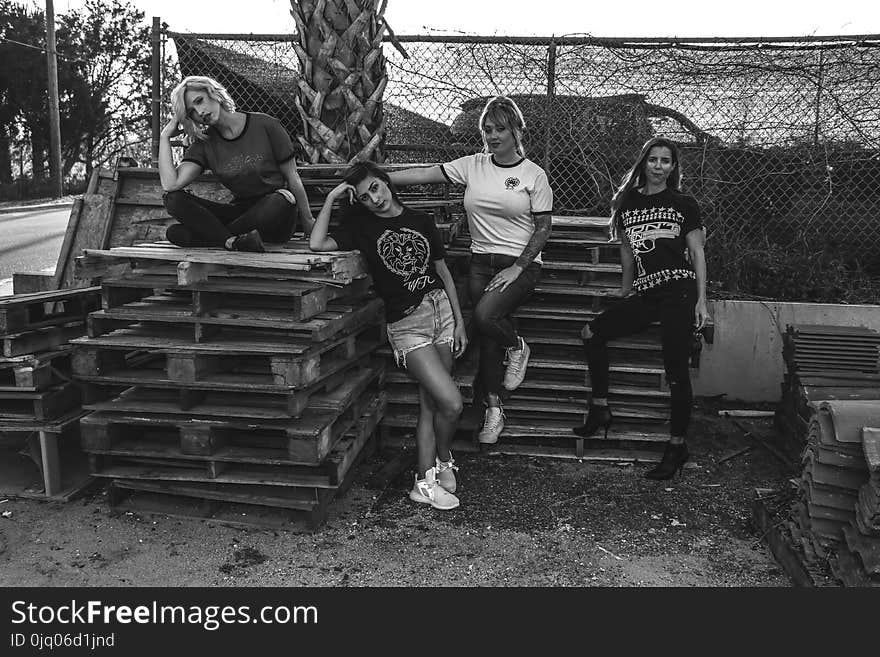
543;39;557;175
812;50;825;147
151;17;161;168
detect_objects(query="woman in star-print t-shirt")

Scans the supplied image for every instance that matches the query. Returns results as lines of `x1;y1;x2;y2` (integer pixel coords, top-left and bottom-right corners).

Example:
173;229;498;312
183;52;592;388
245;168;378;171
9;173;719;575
310;161;467;512
574;137;710;481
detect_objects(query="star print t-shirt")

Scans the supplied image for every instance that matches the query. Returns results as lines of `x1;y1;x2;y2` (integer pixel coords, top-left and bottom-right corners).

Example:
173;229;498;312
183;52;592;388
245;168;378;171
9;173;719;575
441;153;553;264
331;205;446;323
182;112;296;201
616;187;703;292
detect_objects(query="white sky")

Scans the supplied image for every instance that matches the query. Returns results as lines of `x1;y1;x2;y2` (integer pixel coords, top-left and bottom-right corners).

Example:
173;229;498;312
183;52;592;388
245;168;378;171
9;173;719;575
54;0;880;38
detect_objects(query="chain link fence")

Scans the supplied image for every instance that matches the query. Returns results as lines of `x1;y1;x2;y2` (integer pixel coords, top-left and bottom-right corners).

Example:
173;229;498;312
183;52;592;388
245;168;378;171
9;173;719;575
162;30;880;302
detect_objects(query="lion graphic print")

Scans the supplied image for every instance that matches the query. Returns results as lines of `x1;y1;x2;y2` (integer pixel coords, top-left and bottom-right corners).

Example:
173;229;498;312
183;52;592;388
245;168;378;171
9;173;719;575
378;228;436;293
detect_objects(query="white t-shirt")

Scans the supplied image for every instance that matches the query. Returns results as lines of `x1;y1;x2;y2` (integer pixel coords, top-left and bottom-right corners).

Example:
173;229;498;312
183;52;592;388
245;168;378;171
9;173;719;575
441;153;553;264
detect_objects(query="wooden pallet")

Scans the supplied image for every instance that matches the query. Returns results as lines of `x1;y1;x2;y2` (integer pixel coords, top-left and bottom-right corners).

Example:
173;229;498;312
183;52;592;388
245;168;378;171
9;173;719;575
88;394;385;488
2;321;87;358
76;241;368;285
0;382;81;421
103;397;383;532
378;418;667;462
0;409;92;500
81;381;384;465
97;272;372;323
89;293;382;343
0;346;74;391
0;286;101;334
81;358;383;420
72;322;384;390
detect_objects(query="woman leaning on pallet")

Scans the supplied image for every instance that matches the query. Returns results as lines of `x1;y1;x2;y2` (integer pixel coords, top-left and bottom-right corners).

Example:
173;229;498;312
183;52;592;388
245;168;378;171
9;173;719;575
158;75;315;252
310;161;468;511
388;96;554;446
572;136;709;480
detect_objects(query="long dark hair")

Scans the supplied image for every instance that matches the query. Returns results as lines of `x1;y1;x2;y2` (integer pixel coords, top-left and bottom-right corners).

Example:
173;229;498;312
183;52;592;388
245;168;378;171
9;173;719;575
342;161;403;208
609;137;682;240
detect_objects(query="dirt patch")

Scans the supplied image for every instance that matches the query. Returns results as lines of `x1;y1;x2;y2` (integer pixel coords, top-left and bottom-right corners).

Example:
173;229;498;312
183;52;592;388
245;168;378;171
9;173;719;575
0;401;799;587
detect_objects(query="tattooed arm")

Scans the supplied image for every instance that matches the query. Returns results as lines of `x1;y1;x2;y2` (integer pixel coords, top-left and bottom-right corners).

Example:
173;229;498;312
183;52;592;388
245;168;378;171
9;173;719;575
485;212;553;293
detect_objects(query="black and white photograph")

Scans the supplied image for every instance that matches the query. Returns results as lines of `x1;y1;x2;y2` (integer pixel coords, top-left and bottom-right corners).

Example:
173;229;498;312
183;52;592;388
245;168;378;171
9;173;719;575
1;0;879;643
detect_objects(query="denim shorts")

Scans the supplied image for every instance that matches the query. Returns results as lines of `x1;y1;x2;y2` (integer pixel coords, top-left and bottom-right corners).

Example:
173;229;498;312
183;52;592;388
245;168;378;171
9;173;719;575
386;288;455;369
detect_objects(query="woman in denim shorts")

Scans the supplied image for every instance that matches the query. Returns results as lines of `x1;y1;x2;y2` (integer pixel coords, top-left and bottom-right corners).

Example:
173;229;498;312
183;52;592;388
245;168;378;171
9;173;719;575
389;97;554;444
310;162;467;511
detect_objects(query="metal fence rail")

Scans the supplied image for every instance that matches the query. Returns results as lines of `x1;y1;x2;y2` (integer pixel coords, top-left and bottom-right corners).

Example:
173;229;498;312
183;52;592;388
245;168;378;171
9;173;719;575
159;31;880;302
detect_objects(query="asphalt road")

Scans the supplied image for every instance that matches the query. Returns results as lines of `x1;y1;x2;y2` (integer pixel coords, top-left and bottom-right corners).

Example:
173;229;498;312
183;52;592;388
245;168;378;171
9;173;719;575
0;205;71;296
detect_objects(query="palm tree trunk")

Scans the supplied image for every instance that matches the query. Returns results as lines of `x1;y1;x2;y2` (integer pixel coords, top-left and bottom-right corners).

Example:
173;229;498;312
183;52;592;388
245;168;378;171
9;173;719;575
288;0;406;164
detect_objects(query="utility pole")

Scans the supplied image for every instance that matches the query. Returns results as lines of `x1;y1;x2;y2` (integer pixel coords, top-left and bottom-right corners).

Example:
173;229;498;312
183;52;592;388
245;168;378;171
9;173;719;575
45;0;63;197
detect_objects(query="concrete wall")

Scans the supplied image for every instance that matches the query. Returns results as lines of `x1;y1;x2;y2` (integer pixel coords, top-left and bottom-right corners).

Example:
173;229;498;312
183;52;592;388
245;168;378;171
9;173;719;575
693;300;880;402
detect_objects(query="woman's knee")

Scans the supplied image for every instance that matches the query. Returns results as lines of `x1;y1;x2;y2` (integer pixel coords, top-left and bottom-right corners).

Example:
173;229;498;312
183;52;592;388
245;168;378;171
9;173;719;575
437;389;463;419
165;223;192;247
163;189;190;215
472;301;500;332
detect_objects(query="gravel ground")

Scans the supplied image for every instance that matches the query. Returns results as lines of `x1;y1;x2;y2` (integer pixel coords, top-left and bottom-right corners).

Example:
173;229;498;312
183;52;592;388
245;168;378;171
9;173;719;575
0;402;797;587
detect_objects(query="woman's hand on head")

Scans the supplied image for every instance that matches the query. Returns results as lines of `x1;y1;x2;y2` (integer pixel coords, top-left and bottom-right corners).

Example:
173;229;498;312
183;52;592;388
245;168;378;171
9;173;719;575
161;117;183;139
329;182;356;204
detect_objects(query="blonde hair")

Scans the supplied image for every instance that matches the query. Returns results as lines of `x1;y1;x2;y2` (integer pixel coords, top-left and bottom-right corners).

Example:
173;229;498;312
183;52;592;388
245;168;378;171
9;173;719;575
169;76;236;142
478;96;526;157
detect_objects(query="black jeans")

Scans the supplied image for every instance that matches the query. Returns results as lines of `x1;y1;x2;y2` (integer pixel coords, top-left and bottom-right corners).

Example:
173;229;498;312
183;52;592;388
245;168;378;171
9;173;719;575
163;189;296;247
468;252;541;398
583;279;697;437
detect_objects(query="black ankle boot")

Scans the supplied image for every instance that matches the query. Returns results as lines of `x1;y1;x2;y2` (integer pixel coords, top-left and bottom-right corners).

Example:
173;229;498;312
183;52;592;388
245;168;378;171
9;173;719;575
228;229;266;253
572;404;613;439
645;441;689;480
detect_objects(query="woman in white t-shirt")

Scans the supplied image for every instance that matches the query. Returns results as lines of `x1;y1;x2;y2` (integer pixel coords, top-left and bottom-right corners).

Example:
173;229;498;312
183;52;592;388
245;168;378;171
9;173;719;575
390;96;554;444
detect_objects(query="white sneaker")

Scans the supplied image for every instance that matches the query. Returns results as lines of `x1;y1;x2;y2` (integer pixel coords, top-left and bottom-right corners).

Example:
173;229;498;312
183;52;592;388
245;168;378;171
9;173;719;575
435;453;458;494
502;336;530;390
478;406;505;444
409;466;460;510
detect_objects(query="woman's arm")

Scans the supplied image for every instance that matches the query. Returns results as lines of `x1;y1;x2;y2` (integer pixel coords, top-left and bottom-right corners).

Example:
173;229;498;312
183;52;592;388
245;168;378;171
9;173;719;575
158;117;202;192
309;182;354;252
434;259;468;358
620;232;635;297
279;159;315;235
685;228;709;330
484;212;553;293
388;165;448;186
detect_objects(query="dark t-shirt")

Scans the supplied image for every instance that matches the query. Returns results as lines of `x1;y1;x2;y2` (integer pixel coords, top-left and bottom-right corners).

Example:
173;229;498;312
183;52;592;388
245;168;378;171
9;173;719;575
616;188;703;292
331;205;446;323
182;112;296;201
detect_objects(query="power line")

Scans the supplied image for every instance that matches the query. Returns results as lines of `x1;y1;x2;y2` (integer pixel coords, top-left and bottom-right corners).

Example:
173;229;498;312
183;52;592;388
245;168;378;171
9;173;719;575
0;35;88;63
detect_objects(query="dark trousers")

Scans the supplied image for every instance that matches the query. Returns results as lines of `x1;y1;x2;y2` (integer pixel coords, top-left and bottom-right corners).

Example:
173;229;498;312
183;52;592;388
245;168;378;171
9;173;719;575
468;252;541;398
163;189;295;247
584;279;697;437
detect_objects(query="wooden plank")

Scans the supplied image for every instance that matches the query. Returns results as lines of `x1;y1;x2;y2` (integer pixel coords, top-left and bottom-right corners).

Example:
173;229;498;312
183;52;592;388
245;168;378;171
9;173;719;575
55;188;116;289
2;322;86;358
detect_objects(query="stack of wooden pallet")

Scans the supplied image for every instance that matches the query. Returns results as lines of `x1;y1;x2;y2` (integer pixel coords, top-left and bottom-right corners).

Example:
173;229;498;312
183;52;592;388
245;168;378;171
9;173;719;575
380;215;688;462
0;287;101;499
68;242;386;530
777;324;880;455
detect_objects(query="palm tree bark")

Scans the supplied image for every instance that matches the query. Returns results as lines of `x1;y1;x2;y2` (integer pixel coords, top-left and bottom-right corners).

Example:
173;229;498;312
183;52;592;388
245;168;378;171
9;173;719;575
289;0;406;164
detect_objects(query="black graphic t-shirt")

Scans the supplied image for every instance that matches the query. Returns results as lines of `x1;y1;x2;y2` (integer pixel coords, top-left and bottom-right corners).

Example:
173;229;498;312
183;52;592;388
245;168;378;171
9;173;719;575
616;188;703;293
331;205;446;323
182;112;296;201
